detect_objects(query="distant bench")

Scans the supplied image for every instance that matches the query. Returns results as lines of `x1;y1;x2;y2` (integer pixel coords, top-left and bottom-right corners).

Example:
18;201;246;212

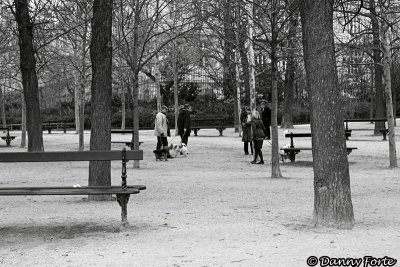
344;118;388;140
43;121;75;134
0;127;17;146
191;117;231;136
111;129;143;149
280;132;357;162
0;148;145;226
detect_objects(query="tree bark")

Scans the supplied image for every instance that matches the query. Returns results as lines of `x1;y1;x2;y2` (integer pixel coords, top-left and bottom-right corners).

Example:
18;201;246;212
246;2;256;111
15;0;44;152
300;0;355;227
270;45;283;178
370;0;385;131
20;95;26;148
381;20;398;168
88;0;113;200
281;10;298;129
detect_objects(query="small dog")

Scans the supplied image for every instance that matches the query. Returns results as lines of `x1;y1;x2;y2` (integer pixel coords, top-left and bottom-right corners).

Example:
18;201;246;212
283;129;290;138
168;143;188;158
153;146;170;161
279;143;291;162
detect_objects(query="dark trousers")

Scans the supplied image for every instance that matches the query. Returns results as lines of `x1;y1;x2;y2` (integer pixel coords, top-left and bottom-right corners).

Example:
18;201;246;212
266;125;271;139
180;133;189;145
244;141;253;154
156;136;168;150
253;140;264;162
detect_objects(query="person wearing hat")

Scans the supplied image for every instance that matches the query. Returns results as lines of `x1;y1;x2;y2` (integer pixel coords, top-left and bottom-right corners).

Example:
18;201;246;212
259;100;271;140
154;105;170;151
177;104;191;145
240;106;253;155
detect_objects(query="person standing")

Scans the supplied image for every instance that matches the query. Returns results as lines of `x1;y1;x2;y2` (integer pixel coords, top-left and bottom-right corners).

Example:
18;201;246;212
154;105;169;151
240;106;253;155
249;110;267;164
177;104;191;145
259;100;271;140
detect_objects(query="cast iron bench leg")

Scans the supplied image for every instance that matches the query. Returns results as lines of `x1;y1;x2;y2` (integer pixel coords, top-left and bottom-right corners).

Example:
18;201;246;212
6;138;11;146
194;129;198;136
116;194;130;227
217;127;223;136
288;151;296;162
382;130;387;141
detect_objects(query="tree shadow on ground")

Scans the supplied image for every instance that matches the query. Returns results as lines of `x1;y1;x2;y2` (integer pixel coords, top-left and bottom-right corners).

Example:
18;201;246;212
0;222;146;242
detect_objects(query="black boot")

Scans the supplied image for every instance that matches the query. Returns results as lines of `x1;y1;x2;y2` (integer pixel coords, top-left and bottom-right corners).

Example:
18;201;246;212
257;150;264;164
244;142;249;155
251;150;258;164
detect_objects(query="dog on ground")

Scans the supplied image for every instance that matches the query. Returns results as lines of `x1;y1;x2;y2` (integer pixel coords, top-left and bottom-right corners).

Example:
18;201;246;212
168;143;188;158
279;143;291;162
153;146;170;161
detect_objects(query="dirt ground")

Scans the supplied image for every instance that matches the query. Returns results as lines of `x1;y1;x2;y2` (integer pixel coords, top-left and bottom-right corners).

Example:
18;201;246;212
0;121;399;267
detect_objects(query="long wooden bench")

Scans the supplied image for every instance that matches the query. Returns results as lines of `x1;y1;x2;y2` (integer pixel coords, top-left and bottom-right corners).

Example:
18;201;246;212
111;129;143;149
344;118;388;140
0;127;17;146
43;121;75;134
0;148;145;226
191;117;232;136
280;132;357;162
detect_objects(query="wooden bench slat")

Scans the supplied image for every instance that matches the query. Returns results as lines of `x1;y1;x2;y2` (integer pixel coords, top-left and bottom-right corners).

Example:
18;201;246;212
0;187;140;196
0;185;147;191
0;150;143;162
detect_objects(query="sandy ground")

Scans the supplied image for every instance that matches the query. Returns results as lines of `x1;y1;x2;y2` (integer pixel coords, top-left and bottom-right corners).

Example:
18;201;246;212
0;121;399;267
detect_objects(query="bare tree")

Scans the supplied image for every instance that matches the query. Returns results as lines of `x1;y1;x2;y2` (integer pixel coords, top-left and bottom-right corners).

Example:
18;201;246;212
300;0;355;227
88;0;113;200
14;0;44;152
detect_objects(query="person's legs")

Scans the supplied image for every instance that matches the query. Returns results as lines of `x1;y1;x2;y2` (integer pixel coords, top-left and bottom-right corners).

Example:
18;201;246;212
183;132;189;145
156;136;162;150
244;142;249;154
257;150;264;164
250;141;254;155
266;125;271;139
251;149;259;164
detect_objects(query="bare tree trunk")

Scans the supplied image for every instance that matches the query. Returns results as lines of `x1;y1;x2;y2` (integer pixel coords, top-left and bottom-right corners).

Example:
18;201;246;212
15;0;44;152
173;41;179;134
270;46;283;178
381;20;398;168
131;0;141;169
300;0;355;228
281;9;297;129
88;0;113;200
370;0;385;132
121;81;126;130
0;86;6;129
20;94;26;148
246;2;256;111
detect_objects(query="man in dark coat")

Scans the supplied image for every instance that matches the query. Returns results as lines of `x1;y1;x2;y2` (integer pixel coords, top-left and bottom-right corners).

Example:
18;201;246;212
177;104;191;145
259;100;271;139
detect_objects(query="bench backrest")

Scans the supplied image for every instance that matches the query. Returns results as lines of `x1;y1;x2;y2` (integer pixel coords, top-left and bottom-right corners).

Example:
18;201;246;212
284;133;312;138
0;150;143;162
192;117;225;127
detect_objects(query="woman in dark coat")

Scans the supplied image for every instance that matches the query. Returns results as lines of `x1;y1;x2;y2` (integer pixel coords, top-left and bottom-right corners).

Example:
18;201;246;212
249;110;267;164
240;106;253;155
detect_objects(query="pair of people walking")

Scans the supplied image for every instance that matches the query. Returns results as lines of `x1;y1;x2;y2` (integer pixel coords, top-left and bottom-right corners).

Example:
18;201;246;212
241;105;269;165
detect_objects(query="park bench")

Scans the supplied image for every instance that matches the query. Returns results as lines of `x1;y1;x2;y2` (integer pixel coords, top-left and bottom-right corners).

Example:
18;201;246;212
0;127;17;146
0;148;146;226
43;121;75;134
191;117;231;136
111;129;143;149
344;118;388;140
280;132;357;162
